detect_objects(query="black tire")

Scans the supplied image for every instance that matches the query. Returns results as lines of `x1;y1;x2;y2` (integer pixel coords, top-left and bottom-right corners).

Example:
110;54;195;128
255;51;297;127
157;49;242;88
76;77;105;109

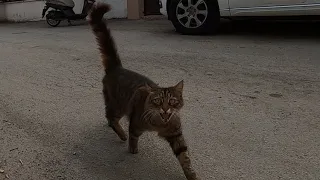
169;0;220;35
46;18;61;27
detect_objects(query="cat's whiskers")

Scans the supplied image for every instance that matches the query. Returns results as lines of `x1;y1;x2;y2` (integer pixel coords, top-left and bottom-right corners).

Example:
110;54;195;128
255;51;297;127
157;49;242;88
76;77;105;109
167;111;175;122
142;109;157;123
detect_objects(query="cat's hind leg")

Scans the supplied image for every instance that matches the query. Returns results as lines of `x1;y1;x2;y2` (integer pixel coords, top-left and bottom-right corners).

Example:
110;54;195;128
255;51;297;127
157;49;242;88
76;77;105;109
106;107;127;141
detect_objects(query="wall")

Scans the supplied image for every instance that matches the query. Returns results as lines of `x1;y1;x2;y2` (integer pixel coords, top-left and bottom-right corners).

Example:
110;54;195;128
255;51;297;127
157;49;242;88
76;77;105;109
100;0;127;18
0;4;6;21
63;0;127;18
127;0;143;19
2;0;127;22
5;0;45;22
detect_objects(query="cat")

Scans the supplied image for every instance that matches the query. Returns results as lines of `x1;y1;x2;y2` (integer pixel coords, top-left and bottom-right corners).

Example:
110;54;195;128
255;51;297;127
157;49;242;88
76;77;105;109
88;3;199;180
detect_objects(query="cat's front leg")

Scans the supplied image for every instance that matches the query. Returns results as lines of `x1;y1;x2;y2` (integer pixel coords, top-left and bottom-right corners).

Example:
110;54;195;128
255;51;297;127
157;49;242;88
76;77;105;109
162;133;199;180
128;123;143;154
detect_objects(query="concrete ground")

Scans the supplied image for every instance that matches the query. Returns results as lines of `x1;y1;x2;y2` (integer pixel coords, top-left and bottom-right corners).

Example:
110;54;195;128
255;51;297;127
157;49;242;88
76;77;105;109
0;19;319;180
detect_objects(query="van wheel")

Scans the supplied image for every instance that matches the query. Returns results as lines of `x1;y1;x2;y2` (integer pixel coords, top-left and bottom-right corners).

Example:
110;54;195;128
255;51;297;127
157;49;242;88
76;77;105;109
169;0;220;35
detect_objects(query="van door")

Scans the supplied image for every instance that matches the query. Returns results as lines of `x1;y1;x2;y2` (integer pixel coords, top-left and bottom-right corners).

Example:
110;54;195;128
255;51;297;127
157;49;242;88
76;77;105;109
304;0;320;15
229;0;307;16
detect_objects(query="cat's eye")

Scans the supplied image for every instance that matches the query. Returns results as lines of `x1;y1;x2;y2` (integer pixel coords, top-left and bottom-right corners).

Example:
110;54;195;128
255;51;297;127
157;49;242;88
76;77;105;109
169;99;178;105
152;98;162;105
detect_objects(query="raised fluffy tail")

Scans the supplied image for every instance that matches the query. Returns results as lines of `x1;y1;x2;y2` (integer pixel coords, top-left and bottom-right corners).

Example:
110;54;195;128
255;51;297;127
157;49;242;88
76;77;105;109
88;3;122;72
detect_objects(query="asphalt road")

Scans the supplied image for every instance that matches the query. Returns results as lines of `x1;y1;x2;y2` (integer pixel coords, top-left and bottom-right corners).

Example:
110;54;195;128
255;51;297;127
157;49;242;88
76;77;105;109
0;19;320;180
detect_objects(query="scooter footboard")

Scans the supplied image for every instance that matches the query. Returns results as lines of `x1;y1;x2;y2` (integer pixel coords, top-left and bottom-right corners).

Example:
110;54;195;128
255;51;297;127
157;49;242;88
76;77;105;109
46;10;65;20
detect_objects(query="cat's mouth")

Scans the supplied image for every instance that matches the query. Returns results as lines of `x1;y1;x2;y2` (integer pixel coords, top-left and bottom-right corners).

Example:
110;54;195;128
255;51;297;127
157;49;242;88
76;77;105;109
160;112;173;123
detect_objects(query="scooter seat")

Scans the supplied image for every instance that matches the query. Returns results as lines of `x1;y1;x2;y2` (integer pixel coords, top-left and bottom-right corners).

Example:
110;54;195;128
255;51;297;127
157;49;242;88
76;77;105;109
46;3;71;10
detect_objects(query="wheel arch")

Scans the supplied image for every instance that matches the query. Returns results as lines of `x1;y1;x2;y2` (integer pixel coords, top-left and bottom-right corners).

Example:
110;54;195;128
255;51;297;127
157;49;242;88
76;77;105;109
167;0;220;20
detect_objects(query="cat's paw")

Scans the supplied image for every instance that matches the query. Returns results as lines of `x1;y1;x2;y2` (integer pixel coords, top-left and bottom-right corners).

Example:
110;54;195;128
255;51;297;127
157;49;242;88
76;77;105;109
129;146;138;154
187;174;200;180
119;134;127;141
107;121;112;127
191;177;200;180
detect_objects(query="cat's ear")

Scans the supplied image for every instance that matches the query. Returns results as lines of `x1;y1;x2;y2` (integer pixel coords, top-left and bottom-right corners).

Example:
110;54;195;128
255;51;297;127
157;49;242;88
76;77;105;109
139;83;153;92
145;83;153;92
174;80;184;92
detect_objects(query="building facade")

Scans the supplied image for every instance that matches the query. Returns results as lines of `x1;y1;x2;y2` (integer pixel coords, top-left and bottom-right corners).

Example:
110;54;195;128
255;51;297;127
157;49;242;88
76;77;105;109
0;0;160;22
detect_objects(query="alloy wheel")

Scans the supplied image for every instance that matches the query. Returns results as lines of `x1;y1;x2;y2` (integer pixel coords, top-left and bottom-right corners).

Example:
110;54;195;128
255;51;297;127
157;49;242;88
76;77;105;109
175;0;208;29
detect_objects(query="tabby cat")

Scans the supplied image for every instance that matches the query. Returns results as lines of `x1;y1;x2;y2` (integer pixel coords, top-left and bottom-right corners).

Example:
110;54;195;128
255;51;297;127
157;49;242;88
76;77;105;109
88;3;199;180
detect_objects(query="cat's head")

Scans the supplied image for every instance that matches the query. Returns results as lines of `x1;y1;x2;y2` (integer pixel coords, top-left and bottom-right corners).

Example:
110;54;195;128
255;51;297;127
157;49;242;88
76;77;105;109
142;80;184;124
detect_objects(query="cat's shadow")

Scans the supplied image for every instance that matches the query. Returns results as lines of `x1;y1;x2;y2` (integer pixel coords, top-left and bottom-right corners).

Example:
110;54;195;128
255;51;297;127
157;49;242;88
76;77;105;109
72;121;186;180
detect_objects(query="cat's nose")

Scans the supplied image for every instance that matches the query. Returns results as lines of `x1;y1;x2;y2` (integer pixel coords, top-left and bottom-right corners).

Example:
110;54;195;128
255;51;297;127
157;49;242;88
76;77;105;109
160;108;171;114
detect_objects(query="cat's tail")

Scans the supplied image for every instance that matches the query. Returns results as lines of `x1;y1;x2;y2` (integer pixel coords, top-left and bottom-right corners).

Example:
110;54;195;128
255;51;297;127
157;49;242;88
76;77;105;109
88;3;122;72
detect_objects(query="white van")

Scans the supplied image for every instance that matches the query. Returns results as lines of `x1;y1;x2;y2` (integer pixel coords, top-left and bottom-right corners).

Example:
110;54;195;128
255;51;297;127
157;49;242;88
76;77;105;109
159;0;320;34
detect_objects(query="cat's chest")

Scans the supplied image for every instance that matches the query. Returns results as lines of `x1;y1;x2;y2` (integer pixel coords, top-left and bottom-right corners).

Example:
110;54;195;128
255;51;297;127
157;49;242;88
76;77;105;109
143;119;179;133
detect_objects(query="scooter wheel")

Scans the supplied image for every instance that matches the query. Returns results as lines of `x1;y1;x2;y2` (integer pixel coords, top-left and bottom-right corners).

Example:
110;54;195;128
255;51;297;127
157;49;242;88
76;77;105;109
46;18;61;27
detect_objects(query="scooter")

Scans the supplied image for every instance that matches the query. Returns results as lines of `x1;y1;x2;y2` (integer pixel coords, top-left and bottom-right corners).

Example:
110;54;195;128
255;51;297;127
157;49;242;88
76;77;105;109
42;0;95;27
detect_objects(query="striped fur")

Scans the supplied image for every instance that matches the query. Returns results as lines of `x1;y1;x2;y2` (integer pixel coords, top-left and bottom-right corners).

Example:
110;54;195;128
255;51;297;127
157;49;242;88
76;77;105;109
89;3;199;180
